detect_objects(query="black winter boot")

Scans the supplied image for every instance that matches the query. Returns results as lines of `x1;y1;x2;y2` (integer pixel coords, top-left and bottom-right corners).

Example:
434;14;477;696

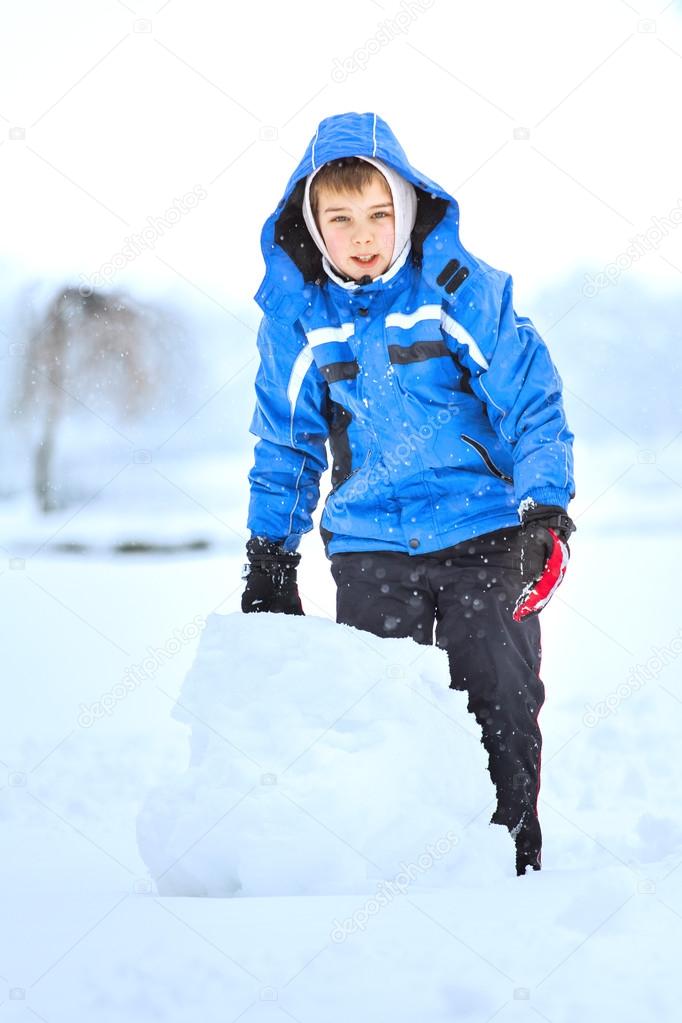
491;807;542;876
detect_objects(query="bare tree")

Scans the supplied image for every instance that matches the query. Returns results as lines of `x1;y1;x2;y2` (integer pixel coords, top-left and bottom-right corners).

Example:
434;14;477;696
17;285;181;511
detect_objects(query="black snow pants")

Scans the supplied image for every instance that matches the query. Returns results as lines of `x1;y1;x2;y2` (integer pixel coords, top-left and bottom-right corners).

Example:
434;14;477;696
330;526;545;874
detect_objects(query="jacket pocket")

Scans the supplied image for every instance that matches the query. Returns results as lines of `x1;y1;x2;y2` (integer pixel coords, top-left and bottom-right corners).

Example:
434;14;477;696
461;434;513;484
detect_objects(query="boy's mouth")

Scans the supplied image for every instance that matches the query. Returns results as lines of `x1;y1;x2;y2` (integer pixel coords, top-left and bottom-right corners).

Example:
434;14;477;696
351;254;379;268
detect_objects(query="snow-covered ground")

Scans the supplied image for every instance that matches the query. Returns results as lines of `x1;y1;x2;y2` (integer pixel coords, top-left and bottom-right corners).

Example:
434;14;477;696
3;474;682;1019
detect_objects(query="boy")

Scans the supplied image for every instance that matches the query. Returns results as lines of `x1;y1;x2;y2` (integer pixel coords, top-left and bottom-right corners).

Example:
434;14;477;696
241;112;576;876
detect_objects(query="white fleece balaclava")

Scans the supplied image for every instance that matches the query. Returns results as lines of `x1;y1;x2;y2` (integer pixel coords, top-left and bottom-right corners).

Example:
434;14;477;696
301;156;418;285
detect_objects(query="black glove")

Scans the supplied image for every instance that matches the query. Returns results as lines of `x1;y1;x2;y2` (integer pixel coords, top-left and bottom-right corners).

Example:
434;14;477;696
241;536;304;615
513;504;576;622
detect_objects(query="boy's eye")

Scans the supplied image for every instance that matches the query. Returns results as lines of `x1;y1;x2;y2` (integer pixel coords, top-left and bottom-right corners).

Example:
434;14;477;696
330;211;391;223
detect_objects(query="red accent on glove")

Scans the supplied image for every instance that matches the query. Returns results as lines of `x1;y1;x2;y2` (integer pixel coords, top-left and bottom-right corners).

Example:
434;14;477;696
513;528;569;622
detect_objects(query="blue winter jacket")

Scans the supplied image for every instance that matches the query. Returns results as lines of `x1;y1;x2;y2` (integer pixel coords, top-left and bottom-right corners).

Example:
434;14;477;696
247;111;575;557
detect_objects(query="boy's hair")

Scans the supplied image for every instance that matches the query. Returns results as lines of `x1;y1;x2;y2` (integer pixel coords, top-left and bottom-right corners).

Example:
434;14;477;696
309;157;388;224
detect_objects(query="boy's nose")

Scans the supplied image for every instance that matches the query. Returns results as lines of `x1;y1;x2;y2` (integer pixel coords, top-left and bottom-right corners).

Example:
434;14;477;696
353;226;373;244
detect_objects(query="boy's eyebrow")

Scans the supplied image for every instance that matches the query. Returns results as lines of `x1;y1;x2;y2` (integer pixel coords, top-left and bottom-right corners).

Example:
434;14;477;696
322;202;394;213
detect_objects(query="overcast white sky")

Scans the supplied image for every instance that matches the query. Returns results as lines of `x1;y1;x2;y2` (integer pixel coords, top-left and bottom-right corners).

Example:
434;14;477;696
1;0;681;312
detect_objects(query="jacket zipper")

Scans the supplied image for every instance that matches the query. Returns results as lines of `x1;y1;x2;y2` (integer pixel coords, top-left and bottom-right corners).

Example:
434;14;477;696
329;448;373;496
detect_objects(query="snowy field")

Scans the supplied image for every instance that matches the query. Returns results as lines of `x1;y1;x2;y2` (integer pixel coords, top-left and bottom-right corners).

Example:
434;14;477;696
2;0;682;1016
3;440;682;1020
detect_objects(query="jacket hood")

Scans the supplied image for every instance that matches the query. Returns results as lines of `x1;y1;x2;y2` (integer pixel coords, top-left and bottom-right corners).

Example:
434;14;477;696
254;111;484;322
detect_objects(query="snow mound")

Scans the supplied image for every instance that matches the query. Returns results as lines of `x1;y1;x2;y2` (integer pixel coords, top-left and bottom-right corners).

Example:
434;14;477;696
137;613;512;896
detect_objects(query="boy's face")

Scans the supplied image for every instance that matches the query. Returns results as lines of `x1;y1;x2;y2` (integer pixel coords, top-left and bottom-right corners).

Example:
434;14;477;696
315;175;395;281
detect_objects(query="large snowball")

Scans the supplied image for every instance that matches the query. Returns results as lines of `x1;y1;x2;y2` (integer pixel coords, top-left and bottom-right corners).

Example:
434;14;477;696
137;613;512;896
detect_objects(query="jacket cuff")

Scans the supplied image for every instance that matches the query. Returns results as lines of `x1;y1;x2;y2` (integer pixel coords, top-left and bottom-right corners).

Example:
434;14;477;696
518;487;573;515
